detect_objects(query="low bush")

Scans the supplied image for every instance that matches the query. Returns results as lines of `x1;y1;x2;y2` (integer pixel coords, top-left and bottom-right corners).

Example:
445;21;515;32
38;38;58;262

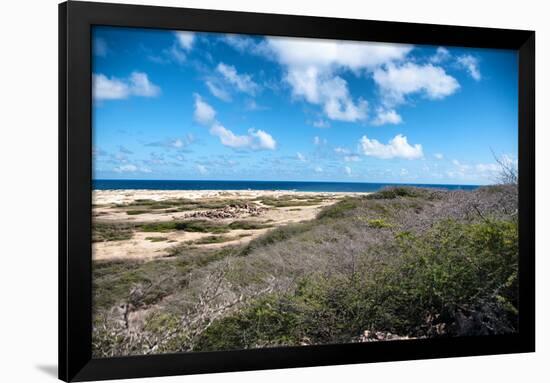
195;219;518;350
92;223;133;242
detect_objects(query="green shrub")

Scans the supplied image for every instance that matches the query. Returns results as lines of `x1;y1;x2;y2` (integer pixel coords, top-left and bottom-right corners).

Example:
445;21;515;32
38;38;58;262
366;187;419;200
195;218;518;350
92;223;133;242
367;218;393;229
317;198;360;219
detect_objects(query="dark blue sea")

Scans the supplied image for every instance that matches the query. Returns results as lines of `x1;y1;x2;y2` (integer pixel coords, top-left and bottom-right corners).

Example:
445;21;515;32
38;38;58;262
93;179;479;192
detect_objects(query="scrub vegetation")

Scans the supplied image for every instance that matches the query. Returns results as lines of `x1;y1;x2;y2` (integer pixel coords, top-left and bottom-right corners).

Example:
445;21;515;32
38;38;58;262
92;183;518;357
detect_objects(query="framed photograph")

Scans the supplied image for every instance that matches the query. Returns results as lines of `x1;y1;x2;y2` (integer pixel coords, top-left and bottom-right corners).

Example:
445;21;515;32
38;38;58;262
59;1;535;381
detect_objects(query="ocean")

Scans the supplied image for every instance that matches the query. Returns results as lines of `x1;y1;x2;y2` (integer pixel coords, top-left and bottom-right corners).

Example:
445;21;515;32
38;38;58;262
92;179;479;193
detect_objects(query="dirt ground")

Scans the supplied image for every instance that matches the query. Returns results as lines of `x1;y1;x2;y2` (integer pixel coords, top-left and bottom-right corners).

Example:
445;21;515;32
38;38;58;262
92;190;360;261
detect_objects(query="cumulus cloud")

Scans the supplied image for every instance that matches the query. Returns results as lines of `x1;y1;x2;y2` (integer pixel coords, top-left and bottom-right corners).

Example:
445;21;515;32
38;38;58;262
168;31;196;63
434;153;444;160
193;94;277;151
216;63;259;95
175;31;195;50
209;123;276;150
265;37;412;72
221;34;264;54
264;38;411;122
128;72;161;97
373;62;460;105
457;54;481;81
359;134;423;159
430;47;451;63
282;65;368;122
206;80;231;101
296;152;307;162
372;108;403;125
314;166;323;173
92;72;160;101
193;94;216;125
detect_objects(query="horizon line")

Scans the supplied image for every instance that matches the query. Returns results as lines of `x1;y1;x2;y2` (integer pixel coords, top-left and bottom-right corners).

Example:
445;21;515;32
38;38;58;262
92;178;482;187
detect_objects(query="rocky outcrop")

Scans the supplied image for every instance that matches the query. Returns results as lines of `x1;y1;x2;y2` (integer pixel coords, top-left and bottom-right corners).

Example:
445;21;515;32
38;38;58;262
185;203;266;219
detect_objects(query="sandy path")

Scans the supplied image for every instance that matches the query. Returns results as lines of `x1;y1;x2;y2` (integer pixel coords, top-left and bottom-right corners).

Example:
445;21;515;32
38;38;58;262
92;190;362;262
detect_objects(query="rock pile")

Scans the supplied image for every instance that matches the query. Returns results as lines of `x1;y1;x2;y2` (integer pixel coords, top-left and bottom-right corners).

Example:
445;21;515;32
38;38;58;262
185;203;266;219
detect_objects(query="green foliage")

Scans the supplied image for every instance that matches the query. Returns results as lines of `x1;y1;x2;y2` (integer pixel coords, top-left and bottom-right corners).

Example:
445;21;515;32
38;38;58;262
366;187;423;200
367;218;393;229
126;209;150;215
140;220;230;234
195;219;518;350
189;235;233;245
140;219;271;234
240;221;314;256
145;236;168;242
317;198;360;219
258;195;325;207
228;220;272;230
92;223;133;242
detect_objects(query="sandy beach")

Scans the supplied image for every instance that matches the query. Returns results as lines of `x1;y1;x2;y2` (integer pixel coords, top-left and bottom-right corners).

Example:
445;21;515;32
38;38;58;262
92;189;362;262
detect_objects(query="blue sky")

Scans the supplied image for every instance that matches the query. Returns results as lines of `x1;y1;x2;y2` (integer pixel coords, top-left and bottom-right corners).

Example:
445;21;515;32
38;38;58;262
92;26;518;185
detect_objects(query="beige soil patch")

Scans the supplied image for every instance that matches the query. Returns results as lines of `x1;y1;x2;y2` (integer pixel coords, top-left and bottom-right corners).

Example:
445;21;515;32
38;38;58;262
92;190;365;261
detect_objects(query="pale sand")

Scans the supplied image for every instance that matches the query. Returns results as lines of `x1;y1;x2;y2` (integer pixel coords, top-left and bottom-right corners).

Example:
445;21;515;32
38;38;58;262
92;190;366;262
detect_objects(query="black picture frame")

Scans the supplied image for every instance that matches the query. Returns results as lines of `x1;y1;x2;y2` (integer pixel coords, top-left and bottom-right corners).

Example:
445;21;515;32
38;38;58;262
59;1;535;381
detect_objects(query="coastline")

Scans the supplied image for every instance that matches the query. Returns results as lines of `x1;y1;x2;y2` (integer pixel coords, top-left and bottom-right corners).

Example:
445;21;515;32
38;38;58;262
92;189;366;205
92;189;362;261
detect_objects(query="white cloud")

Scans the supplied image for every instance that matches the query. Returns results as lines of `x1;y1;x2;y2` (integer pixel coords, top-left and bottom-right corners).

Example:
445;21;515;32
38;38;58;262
457;55;481;81
264;38;411;122
373;62;459;105
216;63;259;95
193;94;216;125
192;94;277;151
245;99;268;111
284;67;368;122
430;47;451;63
209;124;277;150
296;152;306;162
167;32;196;64
221;34;263;53
475;163;500;173
250;129;277;150
344;166;352;176
196;164;208;175
372;108;403;125
334;147;350;154
209;123;250;148
359;134;423;159
312;119;330;128
128;72;161;97
265;37;412;72
113;164;151;173
314;166;323;173
434;153;444;160
206;80;231;102
93;74;129;100
92;72;160;101
175;31;195;51
344;155;361;162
